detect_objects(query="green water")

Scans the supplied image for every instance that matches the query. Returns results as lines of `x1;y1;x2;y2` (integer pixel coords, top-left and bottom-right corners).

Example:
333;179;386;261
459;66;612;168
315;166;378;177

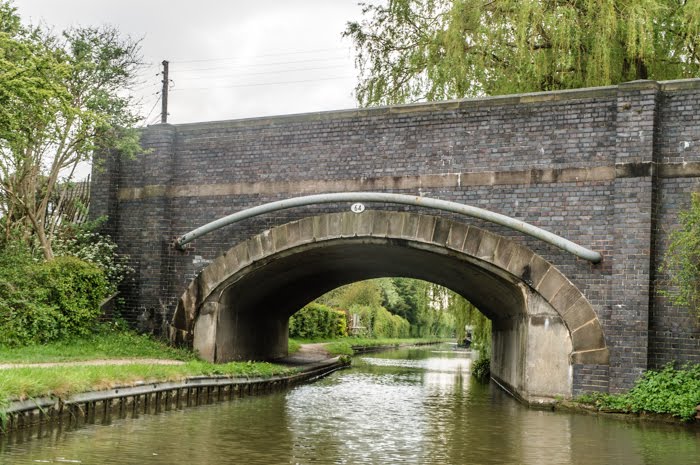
1;346;698;464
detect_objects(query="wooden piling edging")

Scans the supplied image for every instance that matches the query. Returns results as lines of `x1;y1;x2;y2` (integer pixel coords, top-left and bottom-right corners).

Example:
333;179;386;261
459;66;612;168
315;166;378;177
1;358;347;435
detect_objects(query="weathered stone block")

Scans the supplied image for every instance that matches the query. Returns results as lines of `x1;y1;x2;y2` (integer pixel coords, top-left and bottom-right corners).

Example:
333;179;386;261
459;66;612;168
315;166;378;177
571;348;610;365
416;215;436;243
386;212;405;237
272;225;289;251
562;296;598;332
446;223;469;251
312;214;329;240
572;320;606;351
549;282;583;315
476;231;500;261
536;269;568;302
462;226;483;255
401;213;420;239
506;244;534;281
528;255;552;290
356;211;374;236
493;238;517;269
432;218;452;245
370;211;391;237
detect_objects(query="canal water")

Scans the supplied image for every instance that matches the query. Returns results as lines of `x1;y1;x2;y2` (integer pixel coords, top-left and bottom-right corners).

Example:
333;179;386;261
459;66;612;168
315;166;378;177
1;345;698;464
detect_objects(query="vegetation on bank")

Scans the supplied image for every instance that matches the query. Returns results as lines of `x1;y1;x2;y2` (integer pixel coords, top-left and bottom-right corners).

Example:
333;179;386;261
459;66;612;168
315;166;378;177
0;330;294;410
0;233;129;347
575;363;700;422
288;337;449;357
660;193;700;320
471;353;491;383
0;328;193;364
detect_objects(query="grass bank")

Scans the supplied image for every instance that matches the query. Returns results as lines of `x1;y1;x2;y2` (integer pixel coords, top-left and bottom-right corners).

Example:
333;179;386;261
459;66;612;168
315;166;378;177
0;331;194;364
0;330;296;408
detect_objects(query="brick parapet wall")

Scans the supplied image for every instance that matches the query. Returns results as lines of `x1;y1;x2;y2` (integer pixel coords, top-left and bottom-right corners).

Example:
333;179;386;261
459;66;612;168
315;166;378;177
92;79;700;392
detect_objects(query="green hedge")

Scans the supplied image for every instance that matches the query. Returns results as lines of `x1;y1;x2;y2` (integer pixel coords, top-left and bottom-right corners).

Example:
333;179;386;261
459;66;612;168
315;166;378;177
349;304;410;338
0;251;108;346
289;303;348;339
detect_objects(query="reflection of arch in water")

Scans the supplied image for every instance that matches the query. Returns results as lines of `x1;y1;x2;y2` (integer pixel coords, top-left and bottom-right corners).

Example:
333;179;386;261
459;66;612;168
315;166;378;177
170;211;609;402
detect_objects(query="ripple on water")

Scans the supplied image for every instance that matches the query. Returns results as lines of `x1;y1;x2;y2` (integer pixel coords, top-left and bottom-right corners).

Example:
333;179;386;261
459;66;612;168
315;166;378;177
1;347;698;465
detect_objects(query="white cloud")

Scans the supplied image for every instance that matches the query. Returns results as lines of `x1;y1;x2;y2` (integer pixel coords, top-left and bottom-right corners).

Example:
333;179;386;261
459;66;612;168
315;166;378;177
14;0;367;124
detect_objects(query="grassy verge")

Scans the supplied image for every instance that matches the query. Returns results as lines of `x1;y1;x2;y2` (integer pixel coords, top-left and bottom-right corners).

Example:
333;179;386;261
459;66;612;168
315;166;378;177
0;360;293;406
574;363;700;422
290;337;449;356
0;331;194;363
288;338;302;355
0;330;296;408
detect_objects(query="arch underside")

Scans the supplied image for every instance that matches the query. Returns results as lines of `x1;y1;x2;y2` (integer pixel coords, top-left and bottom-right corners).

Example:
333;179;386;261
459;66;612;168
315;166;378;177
170;211;609;402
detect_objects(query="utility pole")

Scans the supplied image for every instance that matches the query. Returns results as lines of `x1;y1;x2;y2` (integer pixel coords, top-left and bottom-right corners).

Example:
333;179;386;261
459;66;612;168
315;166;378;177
161;60;169;123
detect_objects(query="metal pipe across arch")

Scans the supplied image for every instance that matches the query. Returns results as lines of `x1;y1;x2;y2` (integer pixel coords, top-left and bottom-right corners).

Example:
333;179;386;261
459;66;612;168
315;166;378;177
173;192;602;264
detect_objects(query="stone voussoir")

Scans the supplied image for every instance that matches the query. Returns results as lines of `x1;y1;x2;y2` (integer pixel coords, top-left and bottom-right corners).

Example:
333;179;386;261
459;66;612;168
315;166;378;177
446;222;469;251
549;282;585;316
571;348;610;365
562;296;598;333
571;319;606;352
505;243;535;281
535;267;569;302
476;231;500;262
416;215;437;243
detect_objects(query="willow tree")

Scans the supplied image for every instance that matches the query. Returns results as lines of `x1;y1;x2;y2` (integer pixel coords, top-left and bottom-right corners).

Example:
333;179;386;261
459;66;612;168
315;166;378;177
344;0;700;106
660;193;700;319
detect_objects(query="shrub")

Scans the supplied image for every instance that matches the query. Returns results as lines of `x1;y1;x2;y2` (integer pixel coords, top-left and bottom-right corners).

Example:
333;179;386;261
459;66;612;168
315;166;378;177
577;363;700;421
36;256;109;336
289;303;348;339
53;224;133;294
348;304;410;338
0;246;109;346
472;355;491;383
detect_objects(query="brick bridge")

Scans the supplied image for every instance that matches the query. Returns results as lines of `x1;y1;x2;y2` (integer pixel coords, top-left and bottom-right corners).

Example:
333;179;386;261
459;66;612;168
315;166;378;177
92;79;700;403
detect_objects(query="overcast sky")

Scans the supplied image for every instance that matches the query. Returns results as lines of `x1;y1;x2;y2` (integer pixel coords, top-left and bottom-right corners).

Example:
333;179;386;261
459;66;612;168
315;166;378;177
14;0;370;125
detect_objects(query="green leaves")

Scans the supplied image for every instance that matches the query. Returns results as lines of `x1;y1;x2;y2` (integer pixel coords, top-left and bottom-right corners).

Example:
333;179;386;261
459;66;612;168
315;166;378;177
578;363;700;421
660;192;700;319
289;303;348;340
0;245;109;346
0;1;143;259
345;0;700;106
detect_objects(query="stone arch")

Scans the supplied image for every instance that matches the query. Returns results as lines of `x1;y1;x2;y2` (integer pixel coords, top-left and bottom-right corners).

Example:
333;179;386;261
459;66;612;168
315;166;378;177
170;210;609;401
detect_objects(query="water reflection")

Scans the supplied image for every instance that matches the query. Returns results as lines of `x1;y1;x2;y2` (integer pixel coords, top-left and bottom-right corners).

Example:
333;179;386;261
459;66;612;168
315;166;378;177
1;345;698;465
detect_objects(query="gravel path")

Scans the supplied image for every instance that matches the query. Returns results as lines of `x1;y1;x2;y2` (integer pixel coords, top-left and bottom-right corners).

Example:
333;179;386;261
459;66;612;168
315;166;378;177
276;343;332;366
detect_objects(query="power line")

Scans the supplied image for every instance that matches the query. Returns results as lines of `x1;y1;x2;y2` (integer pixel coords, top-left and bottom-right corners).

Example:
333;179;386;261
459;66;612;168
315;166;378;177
174;56;350;73
171;76;354;92
173;63;350;82
132;80;162;93
171;47;348;64
141;93;161;126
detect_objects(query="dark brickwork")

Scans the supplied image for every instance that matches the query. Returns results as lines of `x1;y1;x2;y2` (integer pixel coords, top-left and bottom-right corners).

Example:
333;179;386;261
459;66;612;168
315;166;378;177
573;364;610;395
92;79;700;394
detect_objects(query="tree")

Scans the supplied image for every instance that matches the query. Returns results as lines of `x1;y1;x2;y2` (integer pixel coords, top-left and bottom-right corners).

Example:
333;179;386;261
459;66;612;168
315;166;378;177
448;290;491;351
660;193;700;320
0;1;142;259
344;0;700;106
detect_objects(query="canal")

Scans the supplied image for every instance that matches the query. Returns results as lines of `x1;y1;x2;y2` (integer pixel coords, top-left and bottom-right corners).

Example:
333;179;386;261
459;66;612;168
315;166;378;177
1;345;698;464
